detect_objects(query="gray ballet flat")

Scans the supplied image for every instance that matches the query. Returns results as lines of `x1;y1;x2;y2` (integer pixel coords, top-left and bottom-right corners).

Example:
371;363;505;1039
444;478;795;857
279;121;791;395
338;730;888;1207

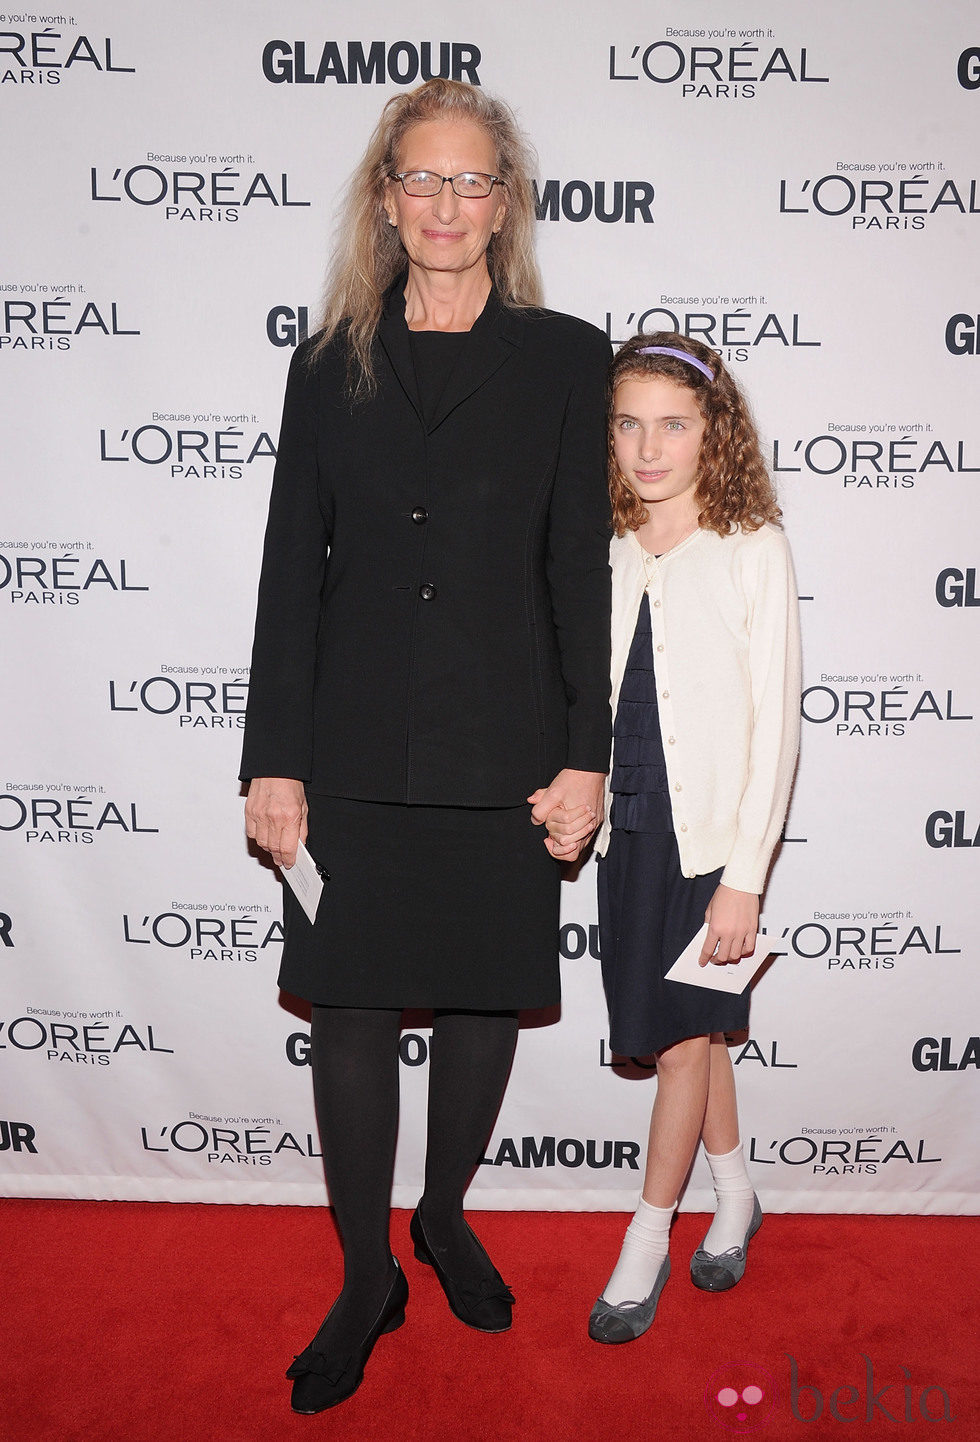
588;1255;670;1344
690;1193;763;1292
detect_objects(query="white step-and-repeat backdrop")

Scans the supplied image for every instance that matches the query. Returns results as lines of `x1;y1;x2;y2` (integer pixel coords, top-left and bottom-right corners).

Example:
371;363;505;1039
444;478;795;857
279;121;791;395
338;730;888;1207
2;1;977;1214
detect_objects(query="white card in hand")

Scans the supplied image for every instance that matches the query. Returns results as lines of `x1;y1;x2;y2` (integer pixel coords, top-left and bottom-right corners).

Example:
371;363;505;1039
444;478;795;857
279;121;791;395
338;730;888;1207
281;839;324;925
663;922;778;995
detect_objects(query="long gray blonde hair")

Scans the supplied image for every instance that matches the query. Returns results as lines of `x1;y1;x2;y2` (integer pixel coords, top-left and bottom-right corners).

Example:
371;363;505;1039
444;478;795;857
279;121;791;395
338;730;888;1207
315;78;543;395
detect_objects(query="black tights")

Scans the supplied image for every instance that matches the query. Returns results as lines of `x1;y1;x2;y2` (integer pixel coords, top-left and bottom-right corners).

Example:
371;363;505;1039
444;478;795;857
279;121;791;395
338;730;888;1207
306;1005;518;1344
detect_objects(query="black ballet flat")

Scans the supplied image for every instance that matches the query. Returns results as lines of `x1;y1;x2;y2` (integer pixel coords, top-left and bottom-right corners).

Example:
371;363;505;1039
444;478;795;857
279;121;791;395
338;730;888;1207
410;1205;514;1333
286;1260;408;1414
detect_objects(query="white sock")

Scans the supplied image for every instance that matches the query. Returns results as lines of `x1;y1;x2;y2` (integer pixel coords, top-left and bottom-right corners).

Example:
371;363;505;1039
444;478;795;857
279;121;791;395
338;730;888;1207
700;1143;756;1255
601;1197;674;1306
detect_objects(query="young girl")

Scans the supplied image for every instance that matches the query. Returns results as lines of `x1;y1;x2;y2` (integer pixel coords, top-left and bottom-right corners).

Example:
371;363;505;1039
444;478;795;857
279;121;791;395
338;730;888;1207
548;332;801;1343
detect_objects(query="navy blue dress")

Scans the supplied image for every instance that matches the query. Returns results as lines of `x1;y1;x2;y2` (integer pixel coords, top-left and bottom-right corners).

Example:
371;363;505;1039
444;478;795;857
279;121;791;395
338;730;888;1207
597;595;749;1055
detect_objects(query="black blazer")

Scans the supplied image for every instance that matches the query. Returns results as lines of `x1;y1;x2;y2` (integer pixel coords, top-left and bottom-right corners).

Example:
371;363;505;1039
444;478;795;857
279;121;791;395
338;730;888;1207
240;283;612;806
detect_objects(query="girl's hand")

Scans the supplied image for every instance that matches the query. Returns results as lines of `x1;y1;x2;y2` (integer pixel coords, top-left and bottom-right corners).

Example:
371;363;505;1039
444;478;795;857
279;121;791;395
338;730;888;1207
540;803;597;859
528;769;604;861
699;884;759;965
245;777;308;869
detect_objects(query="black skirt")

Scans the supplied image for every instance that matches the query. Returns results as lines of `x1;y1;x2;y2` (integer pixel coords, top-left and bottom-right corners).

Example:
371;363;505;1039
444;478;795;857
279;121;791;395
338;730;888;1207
278;794;560;1009
598;831;748;1056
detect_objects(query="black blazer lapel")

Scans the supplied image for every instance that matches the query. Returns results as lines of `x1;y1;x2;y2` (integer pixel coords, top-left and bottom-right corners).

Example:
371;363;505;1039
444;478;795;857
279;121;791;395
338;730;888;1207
377;278;525;433
377;279;422;421
429;287;524;432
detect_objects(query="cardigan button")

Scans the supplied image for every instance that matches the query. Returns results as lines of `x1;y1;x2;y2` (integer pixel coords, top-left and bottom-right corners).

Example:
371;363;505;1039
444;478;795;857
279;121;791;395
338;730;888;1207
679;823;688;832
411;507;428;524
652;599;662;608
674;783;682;792
419;583;437;601
661;689;669;699
656;644;664;653
667;736;676;745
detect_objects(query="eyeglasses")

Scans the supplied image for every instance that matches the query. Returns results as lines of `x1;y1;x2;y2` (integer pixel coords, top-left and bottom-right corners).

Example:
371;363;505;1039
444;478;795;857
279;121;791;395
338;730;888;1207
389;171;504;199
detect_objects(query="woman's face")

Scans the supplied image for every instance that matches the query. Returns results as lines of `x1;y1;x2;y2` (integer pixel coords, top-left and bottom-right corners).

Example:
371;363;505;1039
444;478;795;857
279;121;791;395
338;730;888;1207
383;116;507;281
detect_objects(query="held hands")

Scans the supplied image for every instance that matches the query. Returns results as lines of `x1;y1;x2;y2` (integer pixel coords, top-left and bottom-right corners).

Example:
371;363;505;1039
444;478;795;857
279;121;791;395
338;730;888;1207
245;777;308;869
699;883;759;966
528;769;605;861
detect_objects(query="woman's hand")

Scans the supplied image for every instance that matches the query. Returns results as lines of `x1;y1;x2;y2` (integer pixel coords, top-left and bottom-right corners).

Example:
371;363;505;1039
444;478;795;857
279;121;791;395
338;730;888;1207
699;884;759;965
245;777;308;869
528;769;605;861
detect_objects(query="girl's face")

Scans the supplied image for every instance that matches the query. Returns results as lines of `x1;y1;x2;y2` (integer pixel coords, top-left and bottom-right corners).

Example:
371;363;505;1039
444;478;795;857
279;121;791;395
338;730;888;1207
612;375;706;512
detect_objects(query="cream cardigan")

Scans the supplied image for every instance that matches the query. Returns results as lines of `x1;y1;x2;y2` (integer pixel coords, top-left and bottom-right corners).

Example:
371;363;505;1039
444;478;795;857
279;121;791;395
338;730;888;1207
595;524;802;895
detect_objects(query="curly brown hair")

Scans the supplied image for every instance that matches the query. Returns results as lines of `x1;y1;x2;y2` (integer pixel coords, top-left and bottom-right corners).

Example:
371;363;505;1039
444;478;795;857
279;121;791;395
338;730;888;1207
609;332;781;537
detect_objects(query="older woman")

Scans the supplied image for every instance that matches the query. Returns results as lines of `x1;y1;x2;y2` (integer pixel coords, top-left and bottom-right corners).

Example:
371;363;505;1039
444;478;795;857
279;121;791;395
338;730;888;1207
241;78;610;1413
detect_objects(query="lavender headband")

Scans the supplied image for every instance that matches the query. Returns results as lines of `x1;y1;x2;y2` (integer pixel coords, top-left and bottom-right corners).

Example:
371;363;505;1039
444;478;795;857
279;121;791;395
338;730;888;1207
637;345;715;382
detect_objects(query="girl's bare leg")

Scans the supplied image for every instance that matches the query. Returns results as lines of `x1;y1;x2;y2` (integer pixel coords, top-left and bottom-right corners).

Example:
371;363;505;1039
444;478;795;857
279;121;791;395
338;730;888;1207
641;1033;711;1204
697;1032;757;1258
598;1034;709;1306
701;1031;740;1154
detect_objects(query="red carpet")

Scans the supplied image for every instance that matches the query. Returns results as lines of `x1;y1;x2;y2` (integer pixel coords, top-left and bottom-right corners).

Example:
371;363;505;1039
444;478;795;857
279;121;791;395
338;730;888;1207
1;1200;976;1441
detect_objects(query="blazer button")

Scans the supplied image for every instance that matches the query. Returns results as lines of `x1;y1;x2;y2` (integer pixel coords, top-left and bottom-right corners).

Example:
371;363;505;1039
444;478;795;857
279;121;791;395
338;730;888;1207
419;583;437;601
411;507;428;524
